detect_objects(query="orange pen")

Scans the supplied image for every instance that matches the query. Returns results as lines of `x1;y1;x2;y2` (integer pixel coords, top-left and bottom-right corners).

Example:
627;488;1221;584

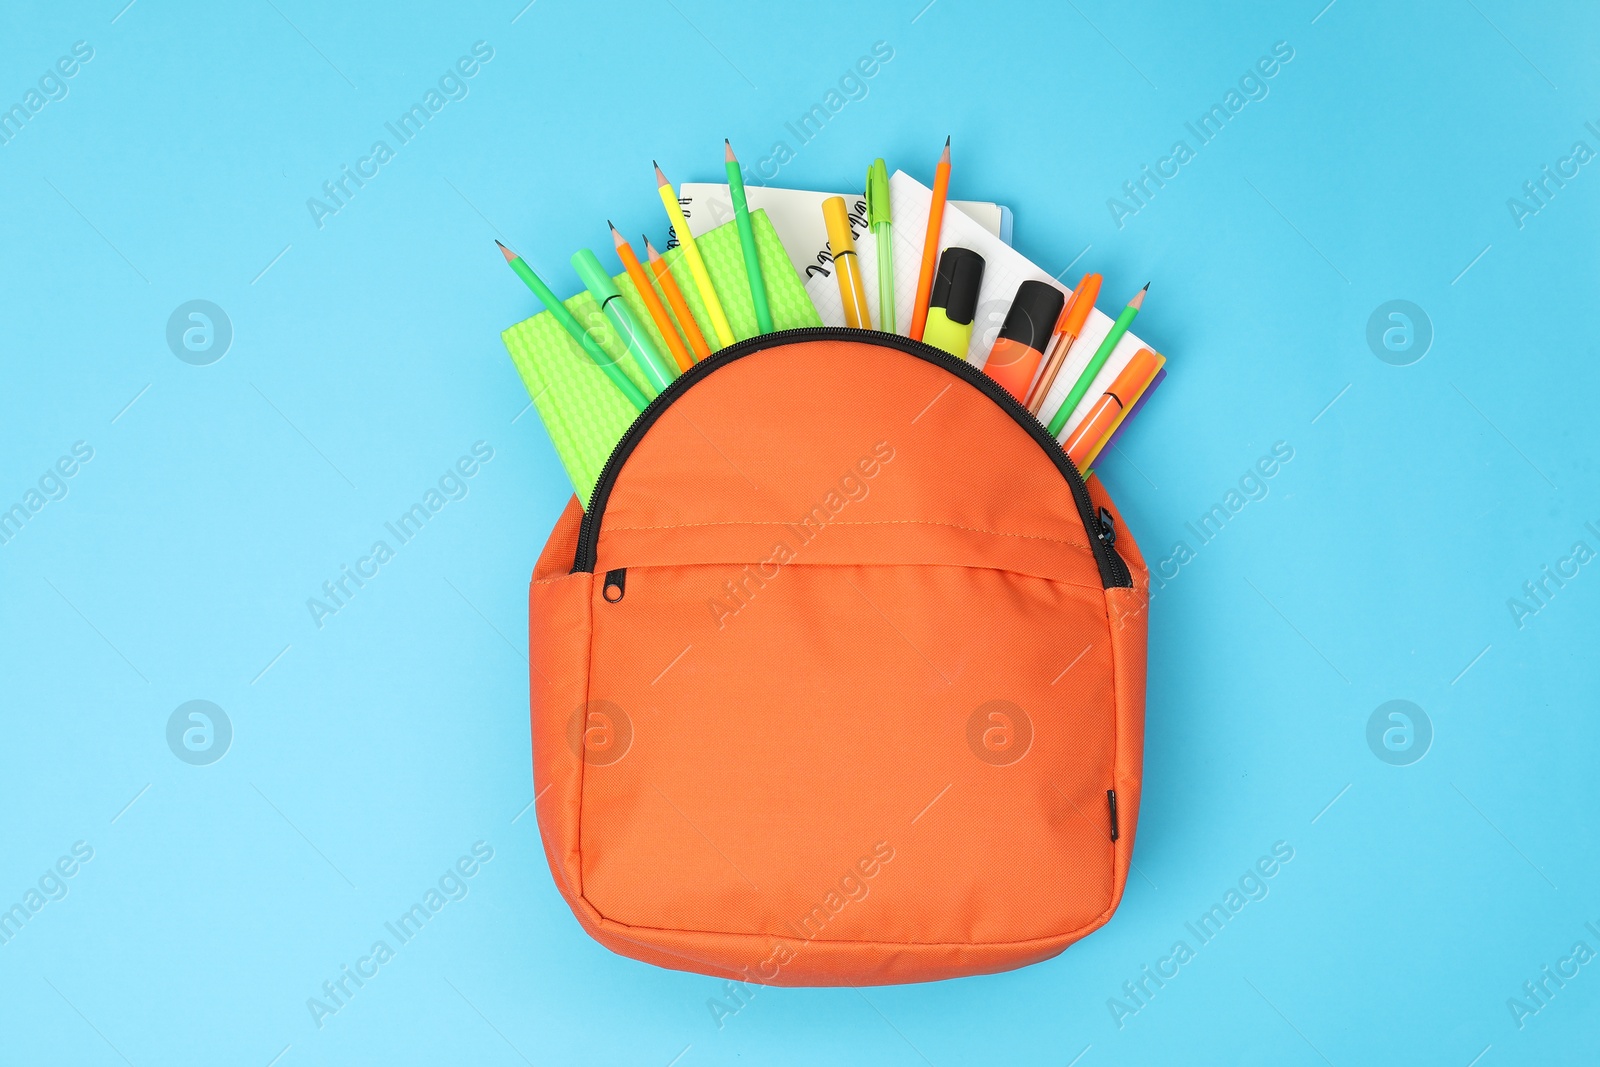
1026;273;1102;415
908;136;951;341
611;223;693;373
643;235;712;362
1062;347;1164;468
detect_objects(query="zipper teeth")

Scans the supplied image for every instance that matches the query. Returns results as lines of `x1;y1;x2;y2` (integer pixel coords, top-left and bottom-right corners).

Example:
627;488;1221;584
571;327;1130;587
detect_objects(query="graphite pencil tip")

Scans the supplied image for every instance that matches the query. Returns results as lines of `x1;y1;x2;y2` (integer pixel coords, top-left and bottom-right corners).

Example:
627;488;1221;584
608;221;626;248
654;162;669;187
495;239;517;263
1128;284;1149;310
724;139;736;162
643;236;660;259
938;137;950;165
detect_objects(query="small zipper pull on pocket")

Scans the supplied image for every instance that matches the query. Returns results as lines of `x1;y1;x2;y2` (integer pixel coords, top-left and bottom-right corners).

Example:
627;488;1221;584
602;568;627;603
1096;507;1117;548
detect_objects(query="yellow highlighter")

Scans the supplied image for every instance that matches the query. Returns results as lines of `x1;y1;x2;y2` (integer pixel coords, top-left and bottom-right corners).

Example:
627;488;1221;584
922;247;985;359
822;196;871;330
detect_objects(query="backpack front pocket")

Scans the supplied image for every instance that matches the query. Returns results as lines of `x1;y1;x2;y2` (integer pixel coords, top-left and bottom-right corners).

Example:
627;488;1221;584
578;512;1124;944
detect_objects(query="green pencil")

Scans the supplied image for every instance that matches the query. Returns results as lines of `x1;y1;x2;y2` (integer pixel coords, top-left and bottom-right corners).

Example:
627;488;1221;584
497;240;649;412
725;140;773;334
1047;284;1148;438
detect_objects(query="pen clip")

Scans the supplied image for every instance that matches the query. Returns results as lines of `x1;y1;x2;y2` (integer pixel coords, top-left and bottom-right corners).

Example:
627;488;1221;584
865;159;890;228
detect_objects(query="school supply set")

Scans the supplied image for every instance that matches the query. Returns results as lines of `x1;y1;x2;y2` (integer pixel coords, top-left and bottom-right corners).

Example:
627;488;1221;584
499;139;1156;987
799;158;1165;464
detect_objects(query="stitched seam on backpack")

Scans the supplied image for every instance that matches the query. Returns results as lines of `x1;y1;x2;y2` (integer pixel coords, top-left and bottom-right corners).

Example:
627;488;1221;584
583;912;1123;948
605;518;1091;551
535;572;590;585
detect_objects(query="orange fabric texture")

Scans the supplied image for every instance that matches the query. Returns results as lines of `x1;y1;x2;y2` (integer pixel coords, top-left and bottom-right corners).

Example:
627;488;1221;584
528;333;1149;986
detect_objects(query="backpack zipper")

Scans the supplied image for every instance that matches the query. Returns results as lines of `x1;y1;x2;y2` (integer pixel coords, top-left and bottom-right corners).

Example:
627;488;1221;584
570;327;1132;588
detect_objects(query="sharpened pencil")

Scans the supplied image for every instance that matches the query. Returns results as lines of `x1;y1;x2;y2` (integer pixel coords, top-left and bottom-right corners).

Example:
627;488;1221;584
644;236;711;362
908;137;951;342
496;240;649;411
655;161;735;348
610;222;693;373
725;140;774;334
1047;283;1149;439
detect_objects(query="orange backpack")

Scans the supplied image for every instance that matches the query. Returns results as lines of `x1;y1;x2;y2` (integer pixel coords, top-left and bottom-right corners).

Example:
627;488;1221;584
528;328;1149;986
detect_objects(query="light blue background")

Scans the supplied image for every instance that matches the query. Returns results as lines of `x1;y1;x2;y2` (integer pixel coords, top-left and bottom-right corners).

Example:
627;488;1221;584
3;1;1597;1063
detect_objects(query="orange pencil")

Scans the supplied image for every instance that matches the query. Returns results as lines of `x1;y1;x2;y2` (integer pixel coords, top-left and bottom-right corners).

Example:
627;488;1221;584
610;223;693;373
1026;272;1102;415
643;235;711;362
908;136;951;342
1062;348;1164;468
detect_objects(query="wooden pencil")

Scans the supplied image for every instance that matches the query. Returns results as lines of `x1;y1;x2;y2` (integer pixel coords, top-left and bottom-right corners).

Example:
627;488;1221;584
644;236;711;362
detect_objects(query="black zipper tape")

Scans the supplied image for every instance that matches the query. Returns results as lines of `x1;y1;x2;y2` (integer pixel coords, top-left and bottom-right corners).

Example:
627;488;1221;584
570;327;1131;588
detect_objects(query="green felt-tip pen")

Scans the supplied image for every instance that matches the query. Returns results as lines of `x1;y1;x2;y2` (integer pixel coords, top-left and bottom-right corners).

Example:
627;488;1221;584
572;247;677;396
1047;284;1148;439
496;240;649;412
725;140;773;334
866;158;894;334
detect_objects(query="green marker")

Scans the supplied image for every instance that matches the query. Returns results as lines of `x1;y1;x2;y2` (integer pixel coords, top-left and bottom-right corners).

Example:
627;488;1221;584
725;140;773;334
866;158;894;334
496;240;649;412
1047;284;1148;438
571;248;677;396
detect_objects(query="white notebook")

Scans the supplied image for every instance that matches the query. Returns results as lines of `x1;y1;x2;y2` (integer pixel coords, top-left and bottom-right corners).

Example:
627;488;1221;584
805;171;1152;441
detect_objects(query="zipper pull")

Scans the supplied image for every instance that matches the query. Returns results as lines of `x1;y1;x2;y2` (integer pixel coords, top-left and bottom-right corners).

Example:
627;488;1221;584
602;568;627;603
1096;507;1117;548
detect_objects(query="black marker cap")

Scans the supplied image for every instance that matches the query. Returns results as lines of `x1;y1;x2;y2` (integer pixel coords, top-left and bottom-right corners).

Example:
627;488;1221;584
929;247;985;326
997;280;1066;354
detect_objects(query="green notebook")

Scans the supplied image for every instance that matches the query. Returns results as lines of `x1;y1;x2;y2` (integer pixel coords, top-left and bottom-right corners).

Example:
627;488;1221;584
502;209;821;506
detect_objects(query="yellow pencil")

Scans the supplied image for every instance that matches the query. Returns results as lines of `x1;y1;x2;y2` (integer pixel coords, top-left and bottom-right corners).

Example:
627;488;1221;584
654;161;735;349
